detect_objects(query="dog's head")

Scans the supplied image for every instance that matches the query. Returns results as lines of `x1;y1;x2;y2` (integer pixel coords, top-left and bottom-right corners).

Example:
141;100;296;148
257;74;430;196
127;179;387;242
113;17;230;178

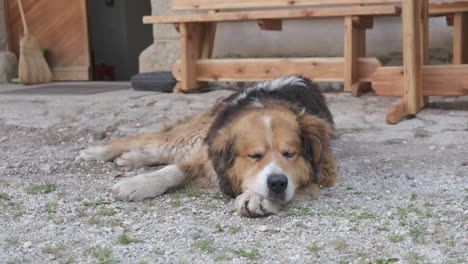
207;102;332;202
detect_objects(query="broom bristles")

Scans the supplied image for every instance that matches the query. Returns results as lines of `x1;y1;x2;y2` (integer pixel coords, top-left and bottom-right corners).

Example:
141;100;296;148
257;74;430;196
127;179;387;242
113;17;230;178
18;33;53;85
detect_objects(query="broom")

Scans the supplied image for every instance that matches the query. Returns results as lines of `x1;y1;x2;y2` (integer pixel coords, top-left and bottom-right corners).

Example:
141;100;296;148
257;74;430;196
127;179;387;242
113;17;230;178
17;0;52;84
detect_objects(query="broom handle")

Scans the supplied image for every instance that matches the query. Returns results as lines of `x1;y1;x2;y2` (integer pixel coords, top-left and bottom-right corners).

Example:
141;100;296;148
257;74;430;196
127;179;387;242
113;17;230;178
17;0;29;34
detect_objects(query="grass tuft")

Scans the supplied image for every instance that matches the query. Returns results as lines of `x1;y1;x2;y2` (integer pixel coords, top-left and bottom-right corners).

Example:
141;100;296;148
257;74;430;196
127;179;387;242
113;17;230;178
0;193;11;200
192;239;216;253
92;247;116;264
185;185;202;197
118;234;137;245
24;183;57;194
232;249;260;259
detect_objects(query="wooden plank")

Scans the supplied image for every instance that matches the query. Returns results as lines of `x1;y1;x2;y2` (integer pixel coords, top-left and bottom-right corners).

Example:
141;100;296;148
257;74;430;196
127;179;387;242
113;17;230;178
143;5;401;24
429;1;468;15
386;98;405;124
401;0;424;114
344;16;359;92
172;57;381;82
172;0;401;10
453;12;468;64
179;23;201;91
6;0;90;80
372;65;468;96
257;19;283;31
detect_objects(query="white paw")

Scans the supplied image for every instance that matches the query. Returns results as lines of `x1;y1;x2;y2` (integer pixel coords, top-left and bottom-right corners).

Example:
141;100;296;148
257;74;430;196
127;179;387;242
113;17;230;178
111;173;166;201
80;146;114;161
115;150;152;168
235;190;281;217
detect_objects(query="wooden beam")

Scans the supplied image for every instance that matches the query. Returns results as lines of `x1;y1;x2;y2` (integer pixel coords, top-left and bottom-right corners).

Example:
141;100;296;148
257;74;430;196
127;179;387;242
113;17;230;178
172;57;381;82
453;12;468;64
401;0;424;114
257;19;283;31
143;6;401;24
429;1;468;15
172;0;401;10
179;23;202;91
372;65;468;96
386;98;405;124
353;15;373;29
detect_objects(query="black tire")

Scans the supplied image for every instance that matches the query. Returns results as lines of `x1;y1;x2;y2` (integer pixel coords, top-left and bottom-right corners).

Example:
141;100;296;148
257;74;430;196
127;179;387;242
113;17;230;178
131;72;176;93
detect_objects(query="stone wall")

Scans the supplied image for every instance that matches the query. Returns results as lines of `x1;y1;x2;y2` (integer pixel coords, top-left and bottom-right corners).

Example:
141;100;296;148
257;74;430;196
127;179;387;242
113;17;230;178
139;0;455;73
0;0;7;51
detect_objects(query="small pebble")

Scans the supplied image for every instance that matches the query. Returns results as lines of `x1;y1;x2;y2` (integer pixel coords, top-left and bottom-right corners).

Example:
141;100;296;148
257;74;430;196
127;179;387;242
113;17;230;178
257;225;268;232
23;241;32;248
189;230;201;240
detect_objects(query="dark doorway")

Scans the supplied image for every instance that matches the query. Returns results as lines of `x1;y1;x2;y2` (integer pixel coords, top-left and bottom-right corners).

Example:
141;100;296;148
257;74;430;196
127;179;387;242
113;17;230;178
86;0;152;81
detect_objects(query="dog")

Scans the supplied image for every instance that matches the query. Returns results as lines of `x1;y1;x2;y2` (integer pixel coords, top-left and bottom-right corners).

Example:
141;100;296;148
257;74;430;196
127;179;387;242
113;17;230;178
80;76;338;217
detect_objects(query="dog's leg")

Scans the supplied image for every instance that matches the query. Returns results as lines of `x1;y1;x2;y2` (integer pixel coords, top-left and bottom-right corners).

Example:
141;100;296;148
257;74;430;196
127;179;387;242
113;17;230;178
318;151;338;187
112;147;216;201
235;190;282;217
80;104;221;167
293;183;320;200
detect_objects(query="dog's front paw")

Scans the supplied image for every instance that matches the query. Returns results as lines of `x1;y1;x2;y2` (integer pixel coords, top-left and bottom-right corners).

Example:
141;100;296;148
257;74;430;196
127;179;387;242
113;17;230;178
111;174;165;201
235;190;281;217
80;146;114;161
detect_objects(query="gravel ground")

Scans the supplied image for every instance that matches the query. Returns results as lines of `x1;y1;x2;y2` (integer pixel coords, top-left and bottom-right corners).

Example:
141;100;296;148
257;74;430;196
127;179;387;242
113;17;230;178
0;84;467;264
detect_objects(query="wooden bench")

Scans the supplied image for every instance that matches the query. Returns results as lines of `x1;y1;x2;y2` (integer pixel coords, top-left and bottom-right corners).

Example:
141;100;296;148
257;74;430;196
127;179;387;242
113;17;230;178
145;0;467;124
144;0;402;95
372;1;468;123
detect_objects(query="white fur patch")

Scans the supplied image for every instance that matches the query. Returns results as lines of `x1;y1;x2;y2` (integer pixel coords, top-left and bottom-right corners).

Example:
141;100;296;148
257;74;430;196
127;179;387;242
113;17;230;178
232;76;307;104
263;116;272;146
115;149;155;168
80;146;113;161
235;189;281;217
112;165;185;201
249;161;295;202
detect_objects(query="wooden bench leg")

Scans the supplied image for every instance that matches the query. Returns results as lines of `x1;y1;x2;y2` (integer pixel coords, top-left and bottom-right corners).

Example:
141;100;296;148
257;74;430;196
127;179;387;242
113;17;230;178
179;23;201;92
386;98;405;124
401;0;426;116
176;22;217;93
453;12;468;64
345;15;372;96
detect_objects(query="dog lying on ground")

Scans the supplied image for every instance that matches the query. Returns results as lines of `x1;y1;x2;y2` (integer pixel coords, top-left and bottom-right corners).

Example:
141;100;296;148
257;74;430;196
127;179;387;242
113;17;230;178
80;76;338;217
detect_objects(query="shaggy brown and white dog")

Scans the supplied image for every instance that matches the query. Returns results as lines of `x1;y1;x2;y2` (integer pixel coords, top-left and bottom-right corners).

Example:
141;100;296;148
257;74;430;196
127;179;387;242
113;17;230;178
80;76;338;217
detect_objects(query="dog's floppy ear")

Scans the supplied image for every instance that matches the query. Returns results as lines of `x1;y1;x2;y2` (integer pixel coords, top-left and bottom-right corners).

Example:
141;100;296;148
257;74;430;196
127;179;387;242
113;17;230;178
207;129;239;197
297;109;333;183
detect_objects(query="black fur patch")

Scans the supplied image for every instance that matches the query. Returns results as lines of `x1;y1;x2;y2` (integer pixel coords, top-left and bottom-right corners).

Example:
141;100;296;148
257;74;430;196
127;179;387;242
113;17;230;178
207;137;238;197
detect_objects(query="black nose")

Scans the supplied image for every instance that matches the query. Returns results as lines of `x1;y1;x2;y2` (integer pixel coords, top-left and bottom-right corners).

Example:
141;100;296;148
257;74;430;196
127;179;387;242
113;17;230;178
267;174;288;194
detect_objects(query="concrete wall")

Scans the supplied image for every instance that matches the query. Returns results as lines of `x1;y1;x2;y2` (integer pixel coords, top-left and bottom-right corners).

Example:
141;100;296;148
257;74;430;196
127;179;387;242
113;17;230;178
140;0;456;73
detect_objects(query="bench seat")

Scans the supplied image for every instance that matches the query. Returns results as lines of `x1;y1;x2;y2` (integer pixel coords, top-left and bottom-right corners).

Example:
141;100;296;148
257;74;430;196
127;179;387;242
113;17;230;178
144;5;400;24
429;1;468;15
